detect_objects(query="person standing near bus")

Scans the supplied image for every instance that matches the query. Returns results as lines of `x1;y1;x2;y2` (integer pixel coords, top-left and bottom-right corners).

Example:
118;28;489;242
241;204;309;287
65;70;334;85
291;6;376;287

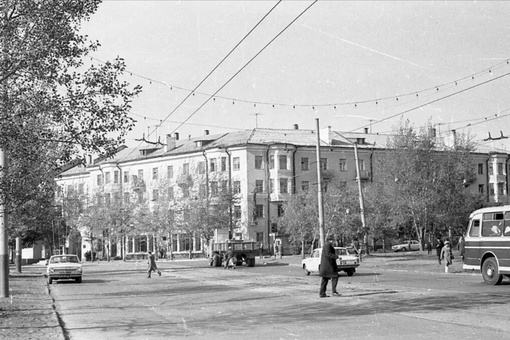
435;238;444;264
440;241;454;273
457;235;465;262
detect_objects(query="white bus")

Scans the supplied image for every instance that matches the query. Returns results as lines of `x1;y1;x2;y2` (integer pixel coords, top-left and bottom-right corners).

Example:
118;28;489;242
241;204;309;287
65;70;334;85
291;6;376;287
464;205;510;285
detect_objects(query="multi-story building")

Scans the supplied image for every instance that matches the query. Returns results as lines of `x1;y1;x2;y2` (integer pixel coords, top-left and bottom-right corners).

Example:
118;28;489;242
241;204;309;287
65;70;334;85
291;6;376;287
55;126;509;260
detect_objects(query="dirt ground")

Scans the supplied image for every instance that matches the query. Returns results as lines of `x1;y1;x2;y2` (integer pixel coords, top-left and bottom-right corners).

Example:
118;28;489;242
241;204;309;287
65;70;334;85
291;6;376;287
0;267;64;340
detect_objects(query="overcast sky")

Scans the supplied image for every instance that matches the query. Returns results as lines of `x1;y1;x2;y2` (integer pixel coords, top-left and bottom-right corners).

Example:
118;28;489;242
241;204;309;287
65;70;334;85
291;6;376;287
81;1;510;152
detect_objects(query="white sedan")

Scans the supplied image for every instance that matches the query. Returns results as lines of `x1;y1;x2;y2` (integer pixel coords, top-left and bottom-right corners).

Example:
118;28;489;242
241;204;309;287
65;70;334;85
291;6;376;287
301;247;360;277
46;254;83;284
392;240;420;252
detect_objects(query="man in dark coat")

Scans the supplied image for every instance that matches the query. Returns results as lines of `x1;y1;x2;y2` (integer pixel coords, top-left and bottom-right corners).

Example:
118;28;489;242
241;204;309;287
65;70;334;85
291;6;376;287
224;246;235;269
147;251;161;278
435;238;444;265
319;235;340;298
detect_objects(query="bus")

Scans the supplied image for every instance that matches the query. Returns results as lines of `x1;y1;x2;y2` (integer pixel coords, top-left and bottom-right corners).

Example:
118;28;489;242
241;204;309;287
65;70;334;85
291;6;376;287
464;205;510;285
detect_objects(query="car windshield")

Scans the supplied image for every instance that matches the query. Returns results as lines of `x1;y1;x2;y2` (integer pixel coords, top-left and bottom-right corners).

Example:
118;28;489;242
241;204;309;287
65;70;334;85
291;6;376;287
336;248;348;256
50;256;79;264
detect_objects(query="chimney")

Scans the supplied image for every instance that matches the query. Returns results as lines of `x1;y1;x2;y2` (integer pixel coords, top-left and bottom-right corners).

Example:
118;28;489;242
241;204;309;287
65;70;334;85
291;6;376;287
293;124;299;130
204;130;209;135
174;132;179;140
165;134;176;152
364;127;369;134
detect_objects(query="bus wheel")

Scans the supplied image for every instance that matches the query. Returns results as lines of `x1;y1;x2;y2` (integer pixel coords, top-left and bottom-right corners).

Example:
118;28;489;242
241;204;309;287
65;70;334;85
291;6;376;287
482;258;503;285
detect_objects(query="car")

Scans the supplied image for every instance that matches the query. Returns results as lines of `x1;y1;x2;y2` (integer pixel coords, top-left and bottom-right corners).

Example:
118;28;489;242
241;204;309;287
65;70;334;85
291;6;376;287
301;247;360;277
392;240;420;252
46;254;83;284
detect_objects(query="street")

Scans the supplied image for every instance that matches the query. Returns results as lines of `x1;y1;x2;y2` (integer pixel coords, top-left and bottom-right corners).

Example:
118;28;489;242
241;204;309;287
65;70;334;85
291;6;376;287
48;254;510;340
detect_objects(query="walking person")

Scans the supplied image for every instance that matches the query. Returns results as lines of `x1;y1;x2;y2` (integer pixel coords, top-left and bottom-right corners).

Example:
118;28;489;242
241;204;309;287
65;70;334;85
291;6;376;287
427;241;432;255
440;241;454;273
435;238;444;264
457;235;465;262
147;251;161;278
259;244;264;259
319;235;340;298
224;246;235;269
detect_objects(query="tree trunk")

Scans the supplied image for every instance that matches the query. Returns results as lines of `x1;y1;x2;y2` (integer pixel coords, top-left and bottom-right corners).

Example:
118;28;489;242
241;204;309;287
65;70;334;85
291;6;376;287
301;239;306;260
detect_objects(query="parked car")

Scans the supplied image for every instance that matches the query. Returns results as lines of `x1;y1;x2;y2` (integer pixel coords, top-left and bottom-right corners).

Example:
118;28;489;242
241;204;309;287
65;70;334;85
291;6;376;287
392;240;420;252
46;254;82;284
301;247;360;277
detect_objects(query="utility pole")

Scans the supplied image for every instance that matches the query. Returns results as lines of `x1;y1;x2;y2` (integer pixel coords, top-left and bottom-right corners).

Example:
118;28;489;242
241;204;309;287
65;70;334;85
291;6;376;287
0;148;8;297
353;143;368;256
315;118;325;247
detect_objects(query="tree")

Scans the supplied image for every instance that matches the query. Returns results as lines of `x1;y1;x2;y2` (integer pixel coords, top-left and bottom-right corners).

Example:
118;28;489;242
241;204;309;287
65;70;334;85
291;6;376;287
0;1;141;295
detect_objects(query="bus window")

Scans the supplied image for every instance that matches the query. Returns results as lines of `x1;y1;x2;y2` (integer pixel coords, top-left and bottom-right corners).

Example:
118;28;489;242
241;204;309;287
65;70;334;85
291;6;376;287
481;212;503;237
504;212;510;236
469;219;480;237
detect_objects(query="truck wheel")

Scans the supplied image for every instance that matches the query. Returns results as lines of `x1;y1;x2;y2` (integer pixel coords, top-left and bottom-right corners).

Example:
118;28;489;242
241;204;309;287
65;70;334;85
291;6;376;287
346;269;355;277
75;277;82;283
47;277;53;285
303;265;310;276
247;258;255;267
482;257;503;285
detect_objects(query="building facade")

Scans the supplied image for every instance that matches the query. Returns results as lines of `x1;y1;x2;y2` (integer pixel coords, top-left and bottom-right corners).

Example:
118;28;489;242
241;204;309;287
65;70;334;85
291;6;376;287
55;126;510;260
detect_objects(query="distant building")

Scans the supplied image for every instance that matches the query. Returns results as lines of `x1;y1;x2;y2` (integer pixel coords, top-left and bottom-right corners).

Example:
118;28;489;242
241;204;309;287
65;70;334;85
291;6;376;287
54;126;509;259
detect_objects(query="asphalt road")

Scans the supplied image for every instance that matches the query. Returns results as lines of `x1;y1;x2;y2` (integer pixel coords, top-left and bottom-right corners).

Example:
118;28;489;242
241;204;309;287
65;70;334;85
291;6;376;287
48;254;510;340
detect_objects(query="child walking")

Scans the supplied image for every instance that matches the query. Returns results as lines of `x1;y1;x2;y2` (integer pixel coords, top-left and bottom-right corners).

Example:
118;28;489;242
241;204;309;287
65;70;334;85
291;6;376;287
440;241;454;273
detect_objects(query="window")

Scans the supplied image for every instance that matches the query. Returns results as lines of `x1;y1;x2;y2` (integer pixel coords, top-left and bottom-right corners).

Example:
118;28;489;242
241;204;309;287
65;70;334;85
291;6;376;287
498;182;505;195
152;167;158;180
489;163;494;176
124;171;129;183
255;156;263;169
233;181;241;194
114;171;119;184
301;157;309;171
478;184;484;194
221;157;227;171
183;163;189;175
105;193;111;206
168;186;174;200
221;180;228;192
78;183;84;194
504;212;510;236
182;186;189;198
210;158;217;172
97;174;103;186
197;161;205;174
269;155;274;169
138;169;144;179
469;219;480;237
137;191;143;204
320;158;327;170
498;163;504;175
302;181;309;191
358;159;365;171
152;189;159;202
279;178;288;194
105;172;111;184
167;165;173;178
199;184;206;198
482;212;504;237
123;192;130;204
279;155;287;170
255;205;264;218
478;163;484;175
255;180;264;193
278;204;284;217
339;159;347;171
234;205;241;219
256;232;264;242
210;181;218;196
233;157;240;170
489;183;495;195
270;179;274;193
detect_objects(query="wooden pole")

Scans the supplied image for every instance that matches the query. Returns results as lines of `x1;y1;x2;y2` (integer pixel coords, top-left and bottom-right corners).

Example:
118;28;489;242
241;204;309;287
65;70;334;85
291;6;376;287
0;148;8;297
315;118;325;248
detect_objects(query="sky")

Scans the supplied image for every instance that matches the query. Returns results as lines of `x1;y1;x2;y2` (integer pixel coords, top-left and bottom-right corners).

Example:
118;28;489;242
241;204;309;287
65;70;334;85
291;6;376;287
80;1;510;152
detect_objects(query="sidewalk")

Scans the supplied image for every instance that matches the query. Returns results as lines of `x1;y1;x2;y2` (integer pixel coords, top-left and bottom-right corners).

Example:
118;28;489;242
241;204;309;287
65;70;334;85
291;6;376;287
0;265;65;340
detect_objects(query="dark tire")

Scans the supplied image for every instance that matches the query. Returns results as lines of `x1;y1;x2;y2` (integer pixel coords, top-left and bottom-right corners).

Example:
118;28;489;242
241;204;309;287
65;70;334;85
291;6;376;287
76;277;82;283
247;258;255;267
303;265;310;276
47;277;53;285
402;247;407;252
482;257;503;285
346;269;355;277
212;254;221;267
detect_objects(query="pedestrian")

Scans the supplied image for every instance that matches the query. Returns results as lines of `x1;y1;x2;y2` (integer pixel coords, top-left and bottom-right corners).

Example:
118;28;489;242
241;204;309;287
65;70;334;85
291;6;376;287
147;251;161;278
224;246;235;269
457;235;465;262
274;243;279;259
435;237;444;264
426;242;432;255
440;240;454;273
259;244;264;259
319;235;340;298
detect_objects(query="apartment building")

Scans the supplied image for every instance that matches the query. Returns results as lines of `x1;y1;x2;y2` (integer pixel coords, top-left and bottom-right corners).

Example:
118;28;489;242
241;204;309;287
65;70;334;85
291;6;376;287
55;126;509;259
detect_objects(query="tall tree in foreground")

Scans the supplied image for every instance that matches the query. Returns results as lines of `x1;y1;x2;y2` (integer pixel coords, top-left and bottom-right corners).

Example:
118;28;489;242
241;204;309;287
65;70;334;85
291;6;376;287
0;0;141;296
